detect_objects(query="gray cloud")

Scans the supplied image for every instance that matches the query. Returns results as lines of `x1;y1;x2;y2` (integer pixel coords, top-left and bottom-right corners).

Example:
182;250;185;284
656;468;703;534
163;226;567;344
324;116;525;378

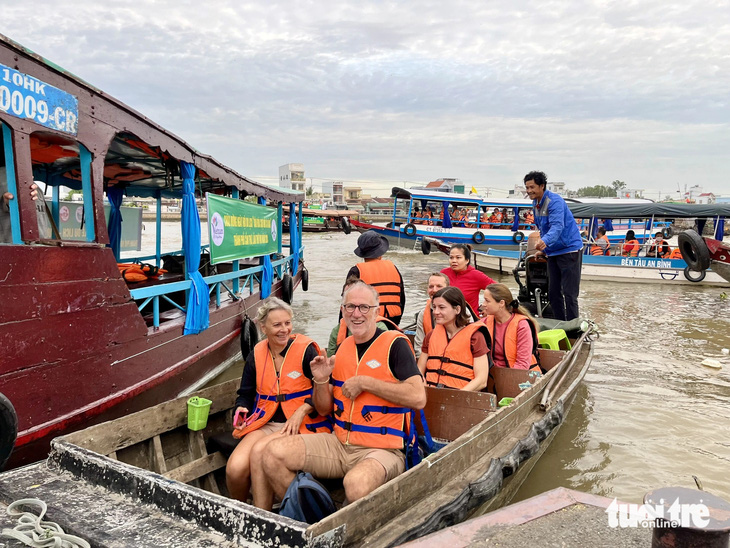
2;0;728;195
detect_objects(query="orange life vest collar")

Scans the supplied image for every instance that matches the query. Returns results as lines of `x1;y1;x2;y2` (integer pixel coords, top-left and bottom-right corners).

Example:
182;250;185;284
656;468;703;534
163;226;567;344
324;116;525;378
425;322;490;389
483;314;539;371
233;334;331;438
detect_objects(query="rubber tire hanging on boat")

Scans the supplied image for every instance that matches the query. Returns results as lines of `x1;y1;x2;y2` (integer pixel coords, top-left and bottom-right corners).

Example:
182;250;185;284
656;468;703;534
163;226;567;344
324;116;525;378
678;230;711;271
301;268;310;291
512;231;526;243
403;223;417;237
683;265;706;283
472;231;485;244
240;317;259;360
421;238;432;255
340;217;352;234
662;226;674;239
282;274;294;304
0;392;18;471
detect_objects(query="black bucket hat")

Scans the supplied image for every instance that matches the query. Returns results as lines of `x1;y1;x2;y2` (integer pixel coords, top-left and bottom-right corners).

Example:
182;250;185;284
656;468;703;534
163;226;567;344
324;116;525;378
354;230;390;259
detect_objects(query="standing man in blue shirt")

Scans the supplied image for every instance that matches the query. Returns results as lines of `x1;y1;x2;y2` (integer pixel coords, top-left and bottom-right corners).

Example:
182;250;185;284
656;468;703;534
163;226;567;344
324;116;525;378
524;171;583;321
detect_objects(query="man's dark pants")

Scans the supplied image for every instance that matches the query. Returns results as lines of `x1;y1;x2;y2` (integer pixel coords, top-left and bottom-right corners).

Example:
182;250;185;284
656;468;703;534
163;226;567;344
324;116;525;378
547;251;581;321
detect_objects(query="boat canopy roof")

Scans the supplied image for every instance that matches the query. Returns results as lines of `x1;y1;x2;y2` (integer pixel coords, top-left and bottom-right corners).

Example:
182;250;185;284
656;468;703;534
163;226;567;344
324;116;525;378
391;187;532;208
566;201;730;219
0;33;303;204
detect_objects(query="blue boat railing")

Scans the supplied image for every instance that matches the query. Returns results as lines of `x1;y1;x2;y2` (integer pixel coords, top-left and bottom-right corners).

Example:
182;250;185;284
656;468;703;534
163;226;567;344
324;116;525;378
128;251;299;329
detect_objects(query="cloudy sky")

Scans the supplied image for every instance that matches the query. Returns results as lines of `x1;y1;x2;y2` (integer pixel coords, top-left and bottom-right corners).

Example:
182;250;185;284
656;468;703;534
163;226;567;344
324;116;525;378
2;0;728;198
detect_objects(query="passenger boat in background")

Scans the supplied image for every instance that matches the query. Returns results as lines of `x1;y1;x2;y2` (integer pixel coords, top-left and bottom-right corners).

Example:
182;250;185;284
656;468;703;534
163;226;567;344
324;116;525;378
0;324;596;547
351;187;537;250
437;201;730;287
351;187;667;252
288;207;357;233
0;33;307;469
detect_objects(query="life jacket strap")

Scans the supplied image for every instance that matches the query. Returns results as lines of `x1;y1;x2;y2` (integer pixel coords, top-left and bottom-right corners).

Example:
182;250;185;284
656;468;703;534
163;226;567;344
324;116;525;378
258;388;312;403
334;418;407;439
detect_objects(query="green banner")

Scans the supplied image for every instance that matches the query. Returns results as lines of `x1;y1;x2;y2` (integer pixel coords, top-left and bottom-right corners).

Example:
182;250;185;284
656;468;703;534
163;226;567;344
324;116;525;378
206;193;278;264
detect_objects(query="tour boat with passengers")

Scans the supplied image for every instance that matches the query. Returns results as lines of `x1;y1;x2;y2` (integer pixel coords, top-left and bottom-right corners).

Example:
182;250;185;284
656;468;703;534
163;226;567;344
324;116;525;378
462;201;730;287
0;322;596;547
0;32;308;469
351;187;666;252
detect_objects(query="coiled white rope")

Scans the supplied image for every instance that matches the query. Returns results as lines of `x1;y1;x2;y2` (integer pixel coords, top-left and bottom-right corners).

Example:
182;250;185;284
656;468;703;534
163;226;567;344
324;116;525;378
0;499;90;548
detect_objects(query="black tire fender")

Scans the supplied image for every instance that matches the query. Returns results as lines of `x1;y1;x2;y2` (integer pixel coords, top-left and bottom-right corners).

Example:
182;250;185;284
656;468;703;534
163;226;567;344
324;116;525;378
403;223;417;237
678;230;711;271
683;265;706;283
472;231;485;244
0;392;18;471
301;268;310;292
421;238;432;255
340;217;352;235
240;316;259;359
513;231;526;243
662;226;674;239
282;273;294;304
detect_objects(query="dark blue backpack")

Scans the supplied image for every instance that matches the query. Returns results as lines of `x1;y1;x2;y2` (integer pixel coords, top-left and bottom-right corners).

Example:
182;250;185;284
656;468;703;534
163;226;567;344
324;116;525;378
279;471;336;524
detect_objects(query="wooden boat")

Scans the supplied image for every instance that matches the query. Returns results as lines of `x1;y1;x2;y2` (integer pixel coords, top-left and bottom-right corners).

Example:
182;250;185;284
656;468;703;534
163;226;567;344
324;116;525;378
289;208;358;233
0;327;595;547
0;33;307;469
353;188;667;252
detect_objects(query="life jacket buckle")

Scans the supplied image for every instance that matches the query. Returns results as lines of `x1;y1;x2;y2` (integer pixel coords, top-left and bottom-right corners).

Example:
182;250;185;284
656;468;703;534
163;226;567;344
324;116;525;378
342;421;353;431
276;394;286;403
379;426;388;436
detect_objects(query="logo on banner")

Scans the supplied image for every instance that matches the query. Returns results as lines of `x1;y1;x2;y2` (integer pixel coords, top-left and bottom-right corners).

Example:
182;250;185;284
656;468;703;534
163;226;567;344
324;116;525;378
75;206;83;223
210;212;225;246
271;219;278;242
59;205;70;222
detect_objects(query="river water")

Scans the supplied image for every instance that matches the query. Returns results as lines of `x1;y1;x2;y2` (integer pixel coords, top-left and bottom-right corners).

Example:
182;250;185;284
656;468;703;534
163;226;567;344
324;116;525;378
139;224;730;504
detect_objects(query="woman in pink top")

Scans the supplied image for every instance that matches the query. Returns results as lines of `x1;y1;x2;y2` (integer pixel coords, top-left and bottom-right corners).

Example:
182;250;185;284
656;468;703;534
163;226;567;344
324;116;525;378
481;284;540;370
440;244;495;314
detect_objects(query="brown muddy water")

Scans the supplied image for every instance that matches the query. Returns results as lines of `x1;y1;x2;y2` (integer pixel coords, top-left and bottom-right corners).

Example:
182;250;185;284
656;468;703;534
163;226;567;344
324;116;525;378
192;229;730;505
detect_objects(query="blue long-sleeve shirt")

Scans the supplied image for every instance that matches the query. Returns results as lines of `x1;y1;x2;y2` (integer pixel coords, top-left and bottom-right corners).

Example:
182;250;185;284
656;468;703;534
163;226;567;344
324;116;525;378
533;190;583;256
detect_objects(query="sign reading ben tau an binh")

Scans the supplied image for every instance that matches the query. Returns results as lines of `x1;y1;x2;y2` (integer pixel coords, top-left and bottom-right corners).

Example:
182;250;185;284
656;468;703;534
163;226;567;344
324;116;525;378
206;193;278;264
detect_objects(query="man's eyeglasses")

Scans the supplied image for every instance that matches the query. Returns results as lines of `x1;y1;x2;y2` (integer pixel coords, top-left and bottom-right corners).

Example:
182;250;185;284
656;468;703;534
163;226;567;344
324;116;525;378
342;303;376;314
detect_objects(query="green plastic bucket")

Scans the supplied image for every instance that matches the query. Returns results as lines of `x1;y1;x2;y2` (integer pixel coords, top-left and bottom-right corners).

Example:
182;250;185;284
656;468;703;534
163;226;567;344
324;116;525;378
498;397;514;408
187;397;212;431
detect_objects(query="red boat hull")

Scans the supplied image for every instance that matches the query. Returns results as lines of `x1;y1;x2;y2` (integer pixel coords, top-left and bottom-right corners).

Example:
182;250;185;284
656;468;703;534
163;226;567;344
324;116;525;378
0;244;293;468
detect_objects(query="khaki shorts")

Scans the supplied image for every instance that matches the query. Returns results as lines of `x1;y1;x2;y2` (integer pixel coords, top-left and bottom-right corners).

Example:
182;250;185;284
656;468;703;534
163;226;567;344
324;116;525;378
255;421;285;436
301;432;405;481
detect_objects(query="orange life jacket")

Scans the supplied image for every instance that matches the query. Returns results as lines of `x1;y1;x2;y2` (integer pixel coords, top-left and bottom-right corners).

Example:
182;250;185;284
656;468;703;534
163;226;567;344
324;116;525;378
332;331;411;449
425;322;490;389
621;239;639;257
669;247;683;260
422;299;434;338
233;335;331;438
354;260;403;321
334;316;401;350
483;314;540;372
590;235;610;256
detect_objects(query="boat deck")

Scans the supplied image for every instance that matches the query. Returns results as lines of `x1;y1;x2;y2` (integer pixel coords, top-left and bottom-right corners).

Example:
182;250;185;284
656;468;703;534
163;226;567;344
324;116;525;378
0;463;240;548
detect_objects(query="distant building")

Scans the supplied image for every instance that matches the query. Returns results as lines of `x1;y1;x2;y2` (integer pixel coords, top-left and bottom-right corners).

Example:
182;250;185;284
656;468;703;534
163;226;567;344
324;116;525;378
696;192;716;205
322;181;345;205
547;181;566;195
279;163;306;192
414;178;464;194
